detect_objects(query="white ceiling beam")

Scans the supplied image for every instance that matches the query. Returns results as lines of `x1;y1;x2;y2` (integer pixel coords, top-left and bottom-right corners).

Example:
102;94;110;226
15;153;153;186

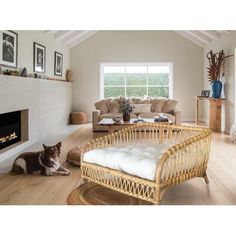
69;31;98;48
221;30;230;34
62;31;84;44
66;31;88;44
200;30;220;40
175;31;204;48
54;30;76;41
187;31;211;44
45;30;59;35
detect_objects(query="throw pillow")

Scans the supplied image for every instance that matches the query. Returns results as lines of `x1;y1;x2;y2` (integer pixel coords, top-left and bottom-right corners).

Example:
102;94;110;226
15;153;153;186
107;100;120;113
94;98;112;114
150;98;165;112
129;97;150;104
162;99;178;113
132;104;152;113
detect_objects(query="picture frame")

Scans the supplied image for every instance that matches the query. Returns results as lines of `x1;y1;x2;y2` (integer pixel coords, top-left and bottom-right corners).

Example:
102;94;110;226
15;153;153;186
201;90;210;98
54;51;63;76
0;30;18;68
33;42;46;73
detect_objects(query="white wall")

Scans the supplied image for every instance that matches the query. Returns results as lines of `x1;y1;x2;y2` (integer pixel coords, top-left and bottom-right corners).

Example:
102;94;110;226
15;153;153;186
70;31;204;121
0;31;72;170
203;32;235;133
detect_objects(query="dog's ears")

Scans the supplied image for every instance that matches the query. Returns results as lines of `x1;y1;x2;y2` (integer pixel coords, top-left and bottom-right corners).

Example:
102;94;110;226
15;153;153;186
43;144;48;150
56;142;62;148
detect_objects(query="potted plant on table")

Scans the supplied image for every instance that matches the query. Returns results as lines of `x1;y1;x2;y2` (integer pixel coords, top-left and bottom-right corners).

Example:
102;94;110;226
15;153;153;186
206;50;233;98
120;97;134;122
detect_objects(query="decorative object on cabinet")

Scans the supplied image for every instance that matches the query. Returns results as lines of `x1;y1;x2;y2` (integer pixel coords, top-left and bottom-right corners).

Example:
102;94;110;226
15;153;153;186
201;90;210;98
206;50;233;98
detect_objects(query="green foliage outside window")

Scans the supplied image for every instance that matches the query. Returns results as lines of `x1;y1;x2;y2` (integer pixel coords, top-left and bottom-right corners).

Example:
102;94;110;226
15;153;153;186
104;73;169;98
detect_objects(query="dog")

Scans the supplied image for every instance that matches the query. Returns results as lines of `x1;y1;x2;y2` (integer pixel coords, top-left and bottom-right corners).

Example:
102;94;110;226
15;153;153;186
11;142;71;176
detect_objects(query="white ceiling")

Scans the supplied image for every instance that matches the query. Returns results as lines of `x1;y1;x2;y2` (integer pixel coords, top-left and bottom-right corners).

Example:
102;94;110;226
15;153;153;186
45;30;230;48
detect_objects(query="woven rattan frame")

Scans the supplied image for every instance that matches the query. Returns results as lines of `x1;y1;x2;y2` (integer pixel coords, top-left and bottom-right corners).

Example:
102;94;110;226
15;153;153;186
81;123;212;204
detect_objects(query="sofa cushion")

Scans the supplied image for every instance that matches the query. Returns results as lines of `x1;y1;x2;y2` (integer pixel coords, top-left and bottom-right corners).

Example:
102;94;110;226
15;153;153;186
150;98;166;112
132;104;152;113
129;97;150;104
94;98;112;114
107;100;121;113
162;99;178;113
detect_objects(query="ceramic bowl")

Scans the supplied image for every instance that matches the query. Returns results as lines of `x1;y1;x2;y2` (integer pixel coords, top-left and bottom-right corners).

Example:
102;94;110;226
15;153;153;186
113;116;122;122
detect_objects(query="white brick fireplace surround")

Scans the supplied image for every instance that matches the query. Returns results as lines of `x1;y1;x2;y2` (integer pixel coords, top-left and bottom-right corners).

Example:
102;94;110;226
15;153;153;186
0;75;73;173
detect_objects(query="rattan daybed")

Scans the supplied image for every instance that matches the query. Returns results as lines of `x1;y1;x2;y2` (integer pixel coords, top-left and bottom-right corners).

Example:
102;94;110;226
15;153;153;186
81;123;212;204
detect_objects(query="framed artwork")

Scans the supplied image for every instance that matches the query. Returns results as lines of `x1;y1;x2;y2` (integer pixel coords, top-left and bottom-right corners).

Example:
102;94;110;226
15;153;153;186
201;90;210;98
54;51;63;76
0;30;18;68
33;42;46;73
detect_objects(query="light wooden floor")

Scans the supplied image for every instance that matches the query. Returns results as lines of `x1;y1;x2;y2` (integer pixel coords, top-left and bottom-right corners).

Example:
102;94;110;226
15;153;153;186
0;123;236;205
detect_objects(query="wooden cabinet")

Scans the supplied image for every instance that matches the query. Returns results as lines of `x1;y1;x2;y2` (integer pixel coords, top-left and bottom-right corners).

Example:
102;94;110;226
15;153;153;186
195;96;225;132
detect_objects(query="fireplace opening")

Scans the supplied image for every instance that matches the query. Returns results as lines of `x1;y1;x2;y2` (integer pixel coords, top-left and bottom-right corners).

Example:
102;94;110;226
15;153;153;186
0;111;21;150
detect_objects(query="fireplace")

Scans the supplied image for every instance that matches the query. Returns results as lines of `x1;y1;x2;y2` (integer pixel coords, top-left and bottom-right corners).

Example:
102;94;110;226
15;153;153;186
0;111;21;150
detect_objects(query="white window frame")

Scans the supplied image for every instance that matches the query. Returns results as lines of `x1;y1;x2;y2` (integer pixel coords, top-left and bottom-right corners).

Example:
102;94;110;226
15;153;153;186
99;62;174;99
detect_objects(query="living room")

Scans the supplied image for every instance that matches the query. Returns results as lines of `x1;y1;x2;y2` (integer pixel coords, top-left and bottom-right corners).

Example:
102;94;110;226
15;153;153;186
0;31;235;200
0;0;235;235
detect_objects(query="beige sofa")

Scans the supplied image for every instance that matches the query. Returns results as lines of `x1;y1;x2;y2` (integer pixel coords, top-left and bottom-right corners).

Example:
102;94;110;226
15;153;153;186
92;97;181;131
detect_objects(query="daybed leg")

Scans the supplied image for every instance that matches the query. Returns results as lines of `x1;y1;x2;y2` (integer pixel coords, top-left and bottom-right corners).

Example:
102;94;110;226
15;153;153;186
155;189;161;205
203;173;209;184
153;200;161;205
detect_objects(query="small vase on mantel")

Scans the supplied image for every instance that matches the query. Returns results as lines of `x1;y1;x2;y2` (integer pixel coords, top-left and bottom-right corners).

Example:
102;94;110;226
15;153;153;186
211;80;222;98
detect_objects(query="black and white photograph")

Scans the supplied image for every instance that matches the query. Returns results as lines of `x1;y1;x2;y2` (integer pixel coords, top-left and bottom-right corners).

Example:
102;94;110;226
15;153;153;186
0;30;18;68
33;42;46;73
54;51;63;76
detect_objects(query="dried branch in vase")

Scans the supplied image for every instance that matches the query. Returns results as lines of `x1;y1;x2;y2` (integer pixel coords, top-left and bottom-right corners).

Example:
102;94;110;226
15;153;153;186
206;50;233;83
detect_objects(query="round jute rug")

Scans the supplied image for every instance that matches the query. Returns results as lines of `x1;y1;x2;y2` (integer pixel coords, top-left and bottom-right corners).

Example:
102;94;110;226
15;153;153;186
67;182;151;205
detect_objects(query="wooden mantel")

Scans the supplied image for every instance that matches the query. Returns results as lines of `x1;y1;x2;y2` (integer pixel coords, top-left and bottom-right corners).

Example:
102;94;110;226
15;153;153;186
195;96;225;132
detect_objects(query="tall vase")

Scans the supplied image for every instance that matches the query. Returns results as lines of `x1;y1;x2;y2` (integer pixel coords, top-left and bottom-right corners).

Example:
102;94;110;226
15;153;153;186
123;113;130;122
212;80;222;98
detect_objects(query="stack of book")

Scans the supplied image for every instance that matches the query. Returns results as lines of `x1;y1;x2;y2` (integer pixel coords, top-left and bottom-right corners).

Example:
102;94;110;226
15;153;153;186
154;116;169;122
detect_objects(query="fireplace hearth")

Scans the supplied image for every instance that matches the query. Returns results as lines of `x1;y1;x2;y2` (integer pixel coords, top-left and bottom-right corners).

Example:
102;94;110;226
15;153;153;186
0;111;21;150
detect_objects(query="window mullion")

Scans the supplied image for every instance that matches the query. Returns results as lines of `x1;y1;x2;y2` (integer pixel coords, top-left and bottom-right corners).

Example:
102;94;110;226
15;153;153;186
124;66;127;97
146;65;148;96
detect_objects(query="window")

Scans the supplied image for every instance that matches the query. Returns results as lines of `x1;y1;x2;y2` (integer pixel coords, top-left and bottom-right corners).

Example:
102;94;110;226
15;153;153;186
100;63;173;99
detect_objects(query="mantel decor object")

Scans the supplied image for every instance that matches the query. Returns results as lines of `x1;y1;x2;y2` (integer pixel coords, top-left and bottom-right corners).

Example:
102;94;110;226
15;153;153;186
206;50;233;98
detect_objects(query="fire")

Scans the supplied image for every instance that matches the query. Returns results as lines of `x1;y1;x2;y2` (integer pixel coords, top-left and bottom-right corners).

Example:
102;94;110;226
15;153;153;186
0;132;18;144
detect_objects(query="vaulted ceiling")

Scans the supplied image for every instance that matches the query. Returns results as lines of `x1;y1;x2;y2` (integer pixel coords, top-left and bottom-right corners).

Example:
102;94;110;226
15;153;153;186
175;30;230;48
45;30;230;49
45;30;98;48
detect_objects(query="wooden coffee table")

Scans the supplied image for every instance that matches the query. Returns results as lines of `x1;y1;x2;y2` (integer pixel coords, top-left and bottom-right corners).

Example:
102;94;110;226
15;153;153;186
98;118;173;134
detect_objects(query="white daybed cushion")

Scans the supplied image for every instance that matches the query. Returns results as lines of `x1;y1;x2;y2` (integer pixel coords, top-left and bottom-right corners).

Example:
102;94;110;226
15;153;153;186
83;145;169;181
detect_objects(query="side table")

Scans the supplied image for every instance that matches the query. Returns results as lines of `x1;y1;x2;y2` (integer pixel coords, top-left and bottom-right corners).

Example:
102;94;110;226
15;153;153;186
195;96;225;132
